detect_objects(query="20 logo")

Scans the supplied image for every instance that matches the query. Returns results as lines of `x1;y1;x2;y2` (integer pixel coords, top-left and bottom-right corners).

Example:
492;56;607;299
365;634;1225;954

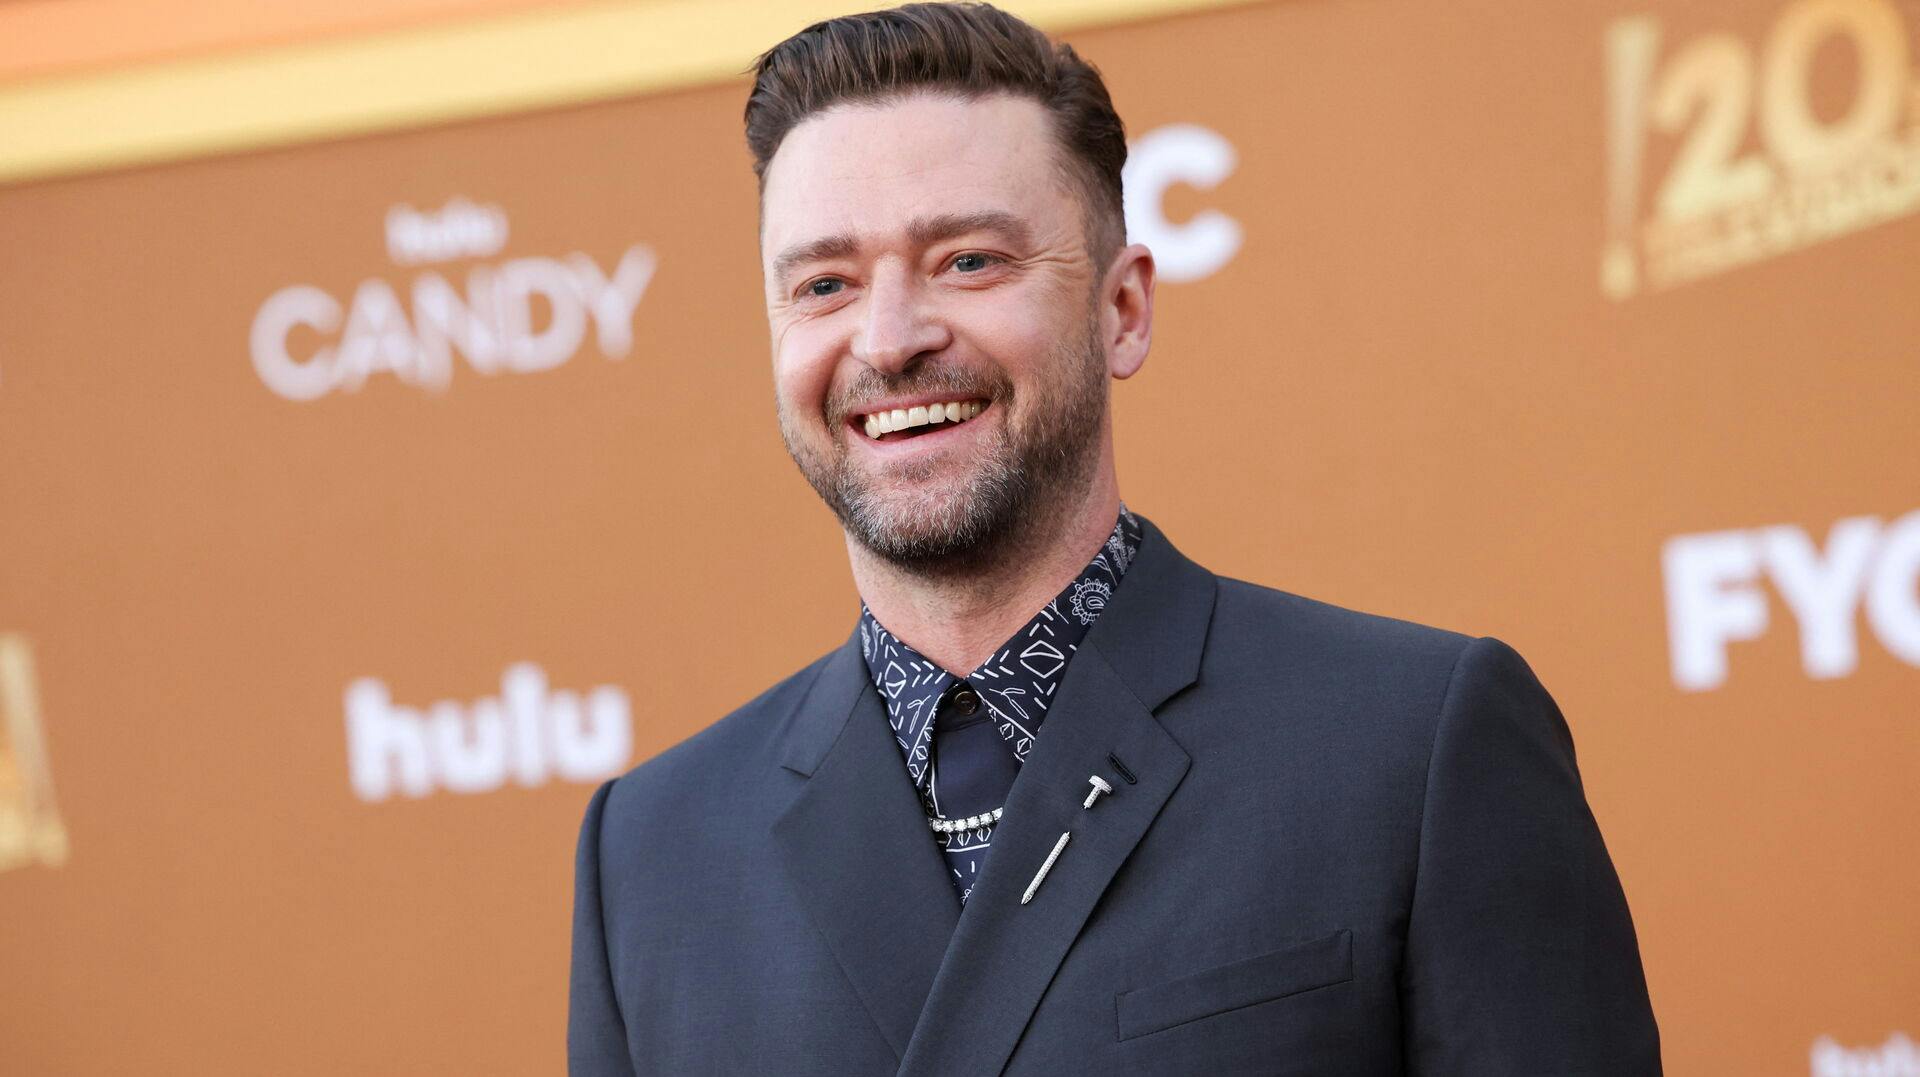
0;635;68;873
1603;0;1920;297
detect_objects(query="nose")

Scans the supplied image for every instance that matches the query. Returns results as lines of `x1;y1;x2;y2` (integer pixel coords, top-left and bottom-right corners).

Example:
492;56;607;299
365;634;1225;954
852;265;950;376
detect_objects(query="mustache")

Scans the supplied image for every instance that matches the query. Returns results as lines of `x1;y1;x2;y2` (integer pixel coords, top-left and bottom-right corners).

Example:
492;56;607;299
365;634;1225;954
825;364;1010;425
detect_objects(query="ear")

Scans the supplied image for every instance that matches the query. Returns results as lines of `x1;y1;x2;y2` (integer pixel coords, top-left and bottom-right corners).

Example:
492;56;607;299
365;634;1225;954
1100;243;1155;380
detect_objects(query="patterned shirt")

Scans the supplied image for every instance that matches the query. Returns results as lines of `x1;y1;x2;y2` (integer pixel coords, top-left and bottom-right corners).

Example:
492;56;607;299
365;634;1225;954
857;507;1143;905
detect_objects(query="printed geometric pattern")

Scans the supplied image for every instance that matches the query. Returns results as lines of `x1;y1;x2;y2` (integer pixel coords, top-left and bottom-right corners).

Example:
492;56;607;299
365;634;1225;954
858;507;1142;905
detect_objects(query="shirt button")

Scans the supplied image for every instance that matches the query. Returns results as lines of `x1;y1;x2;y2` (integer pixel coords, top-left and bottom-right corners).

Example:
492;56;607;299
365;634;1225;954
950;686;980;716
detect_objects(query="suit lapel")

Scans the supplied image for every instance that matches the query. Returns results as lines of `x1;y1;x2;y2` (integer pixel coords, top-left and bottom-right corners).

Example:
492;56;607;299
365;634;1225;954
898;518;1218;1077
770;634;961;1063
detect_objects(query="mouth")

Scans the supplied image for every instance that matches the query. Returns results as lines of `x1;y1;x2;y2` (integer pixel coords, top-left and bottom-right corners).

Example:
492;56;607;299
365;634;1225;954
852;398;990;443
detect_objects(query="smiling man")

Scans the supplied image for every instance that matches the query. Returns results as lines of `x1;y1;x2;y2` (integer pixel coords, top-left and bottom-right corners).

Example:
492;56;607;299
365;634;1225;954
568;5;1661;1075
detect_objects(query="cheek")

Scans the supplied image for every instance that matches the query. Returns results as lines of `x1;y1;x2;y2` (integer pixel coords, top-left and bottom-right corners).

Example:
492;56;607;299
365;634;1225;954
772;320;842;415
949;294;1072;391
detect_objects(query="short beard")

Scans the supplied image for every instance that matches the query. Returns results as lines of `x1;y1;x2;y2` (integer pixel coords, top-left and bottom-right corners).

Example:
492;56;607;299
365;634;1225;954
778;321;1107;578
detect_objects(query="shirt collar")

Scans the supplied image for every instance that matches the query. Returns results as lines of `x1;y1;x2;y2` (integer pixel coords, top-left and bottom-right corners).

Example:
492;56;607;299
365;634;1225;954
857;506;1143;794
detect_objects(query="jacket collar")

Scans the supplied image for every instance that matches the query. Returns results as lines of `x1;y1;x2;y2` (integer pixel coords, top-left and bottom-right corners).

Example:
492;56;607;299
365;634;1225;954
1078;513;1216;712
769;515;1217;1071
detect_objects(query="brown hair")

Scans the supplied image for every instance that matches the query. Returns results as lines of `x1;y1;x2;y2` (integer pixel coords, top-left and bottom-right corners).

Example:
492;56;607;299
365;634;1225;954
744;2;1128;259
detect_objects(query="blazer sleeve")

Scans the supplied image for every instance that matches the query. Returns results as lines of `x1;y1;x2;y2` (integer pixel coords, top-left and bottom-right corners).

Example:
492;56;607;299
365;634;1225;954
1401;637;1662;1075
568;779;638;1077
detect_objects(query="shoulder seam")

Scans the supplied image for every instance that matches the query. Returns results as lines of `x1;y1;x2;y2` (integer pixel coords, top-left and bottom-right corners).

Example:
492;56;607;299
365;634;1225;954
1403;635;1483;942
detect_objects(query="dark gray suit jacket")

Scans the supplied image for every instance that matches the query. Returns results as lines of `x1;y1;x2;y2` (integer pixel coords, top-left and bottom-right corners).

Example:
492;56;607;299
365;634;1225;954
569;520;1661;1075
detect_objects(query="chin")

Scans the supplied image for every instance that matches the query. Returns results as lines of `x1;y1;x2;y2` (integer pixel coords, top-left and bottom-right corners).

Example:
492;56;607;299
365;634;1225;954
854;487;978;541
844;474;1031;572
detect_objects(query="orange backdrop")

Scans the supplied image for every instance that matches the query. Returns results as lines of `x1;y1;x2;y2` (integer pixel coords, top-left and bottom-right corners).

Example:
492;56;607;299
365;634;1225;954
1;0;1916;1073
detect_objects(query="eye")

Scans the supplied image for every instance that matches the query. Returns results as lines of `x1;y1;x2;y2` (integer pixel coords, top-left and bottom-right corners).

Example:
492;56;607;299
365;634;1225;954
951;252;995;273
805;278;845;298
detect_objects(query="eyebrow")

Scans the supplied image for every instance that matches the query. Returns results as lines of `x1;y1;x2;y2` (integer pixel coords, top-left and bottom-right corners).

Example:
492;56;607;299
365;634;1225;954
771;233;859;288
771;210;1034;288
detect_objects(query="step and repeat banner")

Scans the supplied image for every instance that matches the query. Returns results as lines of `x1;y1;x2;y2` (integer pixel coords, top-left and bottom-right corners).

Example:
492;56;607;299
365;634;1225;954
1;0;1914;1072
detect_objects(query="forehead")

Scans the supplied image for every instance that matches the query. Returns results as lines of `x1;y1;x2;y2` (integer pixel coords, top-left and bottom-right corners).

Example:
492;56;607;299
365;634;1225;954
759;92;1075;258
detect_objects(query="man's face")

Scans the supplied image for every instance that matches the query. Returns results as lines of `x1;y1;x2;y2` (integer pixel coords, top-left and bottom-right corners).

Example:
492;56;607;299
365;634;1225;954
760;92;1110;571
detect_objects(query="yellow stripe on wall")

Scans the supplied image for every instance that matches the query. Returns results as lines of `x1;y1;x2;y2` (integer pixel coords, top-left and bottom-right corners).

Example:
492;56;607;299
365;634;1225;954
0;0;1261;187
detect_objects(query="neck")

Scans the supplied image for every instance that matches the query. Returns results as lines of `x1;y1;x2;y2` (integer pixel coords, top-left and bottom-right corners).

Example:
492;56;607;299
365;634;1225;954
849;471;1122;676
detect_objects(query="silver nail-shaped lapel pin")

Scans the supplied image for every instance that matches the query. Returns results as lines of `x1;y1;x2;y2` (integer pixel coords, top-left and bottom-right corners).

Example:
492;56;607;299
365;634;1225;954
1023;776;1118;906
1021;831;1072;905
1082;774;1113;808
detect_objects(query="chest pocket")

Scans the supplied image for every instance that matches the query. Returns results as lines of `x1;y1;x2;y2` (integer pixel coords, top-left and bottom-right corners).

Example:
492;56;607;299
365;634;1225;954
1114;928;1353;1041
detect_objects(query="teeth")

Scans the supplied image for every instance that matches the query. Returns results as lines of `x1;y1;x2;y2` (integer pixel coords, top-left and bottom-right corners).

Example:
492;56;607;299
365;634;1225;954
861;400;984;439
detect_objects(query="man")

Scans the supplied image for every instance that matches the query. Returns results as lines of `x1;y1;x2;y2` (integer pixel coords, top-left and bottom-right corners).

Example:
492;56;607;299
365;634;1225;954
569;4;1661;1074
